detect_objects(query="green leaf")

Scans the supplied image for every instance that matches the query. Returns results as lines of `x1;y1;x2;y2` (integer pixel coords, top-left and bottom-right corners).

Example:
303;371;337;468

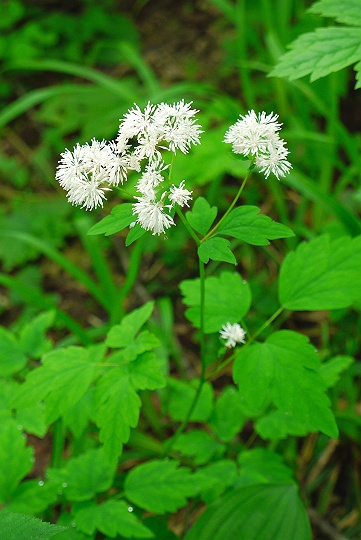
110;331;160;363
0;327;27;376
0;509;67;540
16;404;47;437
233;330;338;437
196;460;238;504
165;378;213;422
180;271;251;333
13;347;97;424
124;460;199;514
106;302;154;348
184;484;312;540
126;224;146;246
236;448;295;486
0;414;34;503
128;351;166;390
320;355;354;388
62;388;94;438
209;386;247;442
173;431;225;465
87;204;134;236
309;0;361;27
198;237;236;265
7;479;61;515
255;410;309;440
47;448;115;502
95;369;141;460
19;310;55;359
217;206;294;245
270;26;361;85
279;235;361;310
73;500;153;538
186;197;217;235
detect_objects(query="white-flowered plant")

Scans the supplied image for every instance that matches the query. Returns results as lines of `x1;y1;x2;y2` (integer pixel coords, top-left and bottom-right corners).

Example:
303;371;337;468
219;322;247;348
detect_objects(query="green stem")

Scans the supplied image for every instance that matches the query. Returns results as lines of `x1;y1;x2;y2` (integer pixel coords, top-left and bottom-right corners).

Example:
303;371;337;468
176;208;200;245
201;168;252;243
51;419;66;468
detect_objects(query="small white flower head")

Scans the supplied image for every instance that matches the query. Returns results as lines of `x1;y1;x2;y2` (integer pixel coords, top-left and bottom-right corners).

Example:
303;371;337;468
136;156;169;197
224;110;281;157
157;100;203;154
66;173;110;210
169;180;193;208
219;322;246;348
255;137;292;180
133;193;175;236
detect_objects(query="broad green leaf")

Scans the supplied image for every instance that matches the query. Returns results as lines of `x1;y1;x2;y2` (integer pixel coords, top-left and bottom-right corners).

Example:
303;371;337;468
126;223;146;246
172;431;225;465
106;302;154;348
184;484;312;540
109;331;160;363
87;204;134;236
209;386;247;442
196;460;238;504
7;479;61;515
0;509;67;540
217;206;294;245
19;310;55;359
13;347;97;424
270;26;361;88
279;235;361;310
165;378;213;422
47;448;115;502
320;355;354;388
0;327;27;376
186;197;217;235
62;388;94;438
236;448;295;486
180;271;251;333
95;368;141;460
309;0;361;27
0;414;34;503
124;459;199;514
233;330;338;437
16;404;47;437
198;237;236;265
73;500;153;538
255;410;309;440
128;351;166;390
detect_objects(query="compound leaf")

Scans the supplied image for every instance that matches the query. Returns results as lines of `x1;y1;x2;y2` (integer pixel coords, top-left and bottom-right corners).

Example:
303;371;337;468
186;197;217;235
198;237;236;265
87;203;134;236
0;509;67;540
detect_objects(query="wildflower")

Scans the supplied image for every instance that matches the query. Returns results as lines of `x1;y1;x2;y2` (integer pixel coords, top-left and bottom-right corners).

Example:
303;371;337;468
255;138;292;180
168;180;193;208
136;157;169;197
132;193;175;235
220;322;246;348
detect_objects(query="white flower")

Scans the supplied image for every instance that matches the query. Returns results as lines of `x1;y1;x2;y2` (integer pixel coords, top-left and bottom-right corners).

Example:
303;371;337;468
56;144;86;191
133;194;175;235
136;157;169;196
224;110;281;157
66;173;110;210
169;180;193;207
220;322;246;348
255;137;292;180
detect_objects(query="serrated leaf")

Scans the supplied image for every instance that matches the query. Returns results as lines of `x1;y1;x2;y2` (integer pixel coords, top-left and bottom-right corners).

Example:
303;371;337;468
0;414;34;503
106;302;154;348
0;327;27;376
13;347;97;424
195;460;238;504
180;271;251;333
95;369;141;460
255;410;309;440
209;386;247;442
186;197;217;235
279;235;361;310
198;237;236;264
320;355;354;388
236;448;295;486
173;431;225;465
47;448;115;502
73;500;153;538
8;479;61;515
233;330;338;437
166;378;213;422
87;204;134;236
124;460;199;514
128;351;166;390
62;388;94;438
309;0;361;27
0;509;67;540
16;403;47;437
110;331;160;363
184;484;312;540
270;26;361;85
217;206;294;245
19;310;55;359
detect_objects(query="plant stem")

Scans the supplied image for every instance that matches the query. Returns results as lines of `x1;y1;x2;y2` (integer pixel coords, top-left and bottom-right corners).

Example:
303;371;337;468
201;168;252;243
176;208;200;245
51;419;66;468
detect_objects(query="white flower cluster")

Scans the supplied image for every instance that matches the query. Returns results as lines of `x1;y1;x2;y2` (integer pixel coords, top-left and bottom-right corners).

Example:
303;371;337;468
56;100;201;234
219;322;246;348
224;110;292;180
